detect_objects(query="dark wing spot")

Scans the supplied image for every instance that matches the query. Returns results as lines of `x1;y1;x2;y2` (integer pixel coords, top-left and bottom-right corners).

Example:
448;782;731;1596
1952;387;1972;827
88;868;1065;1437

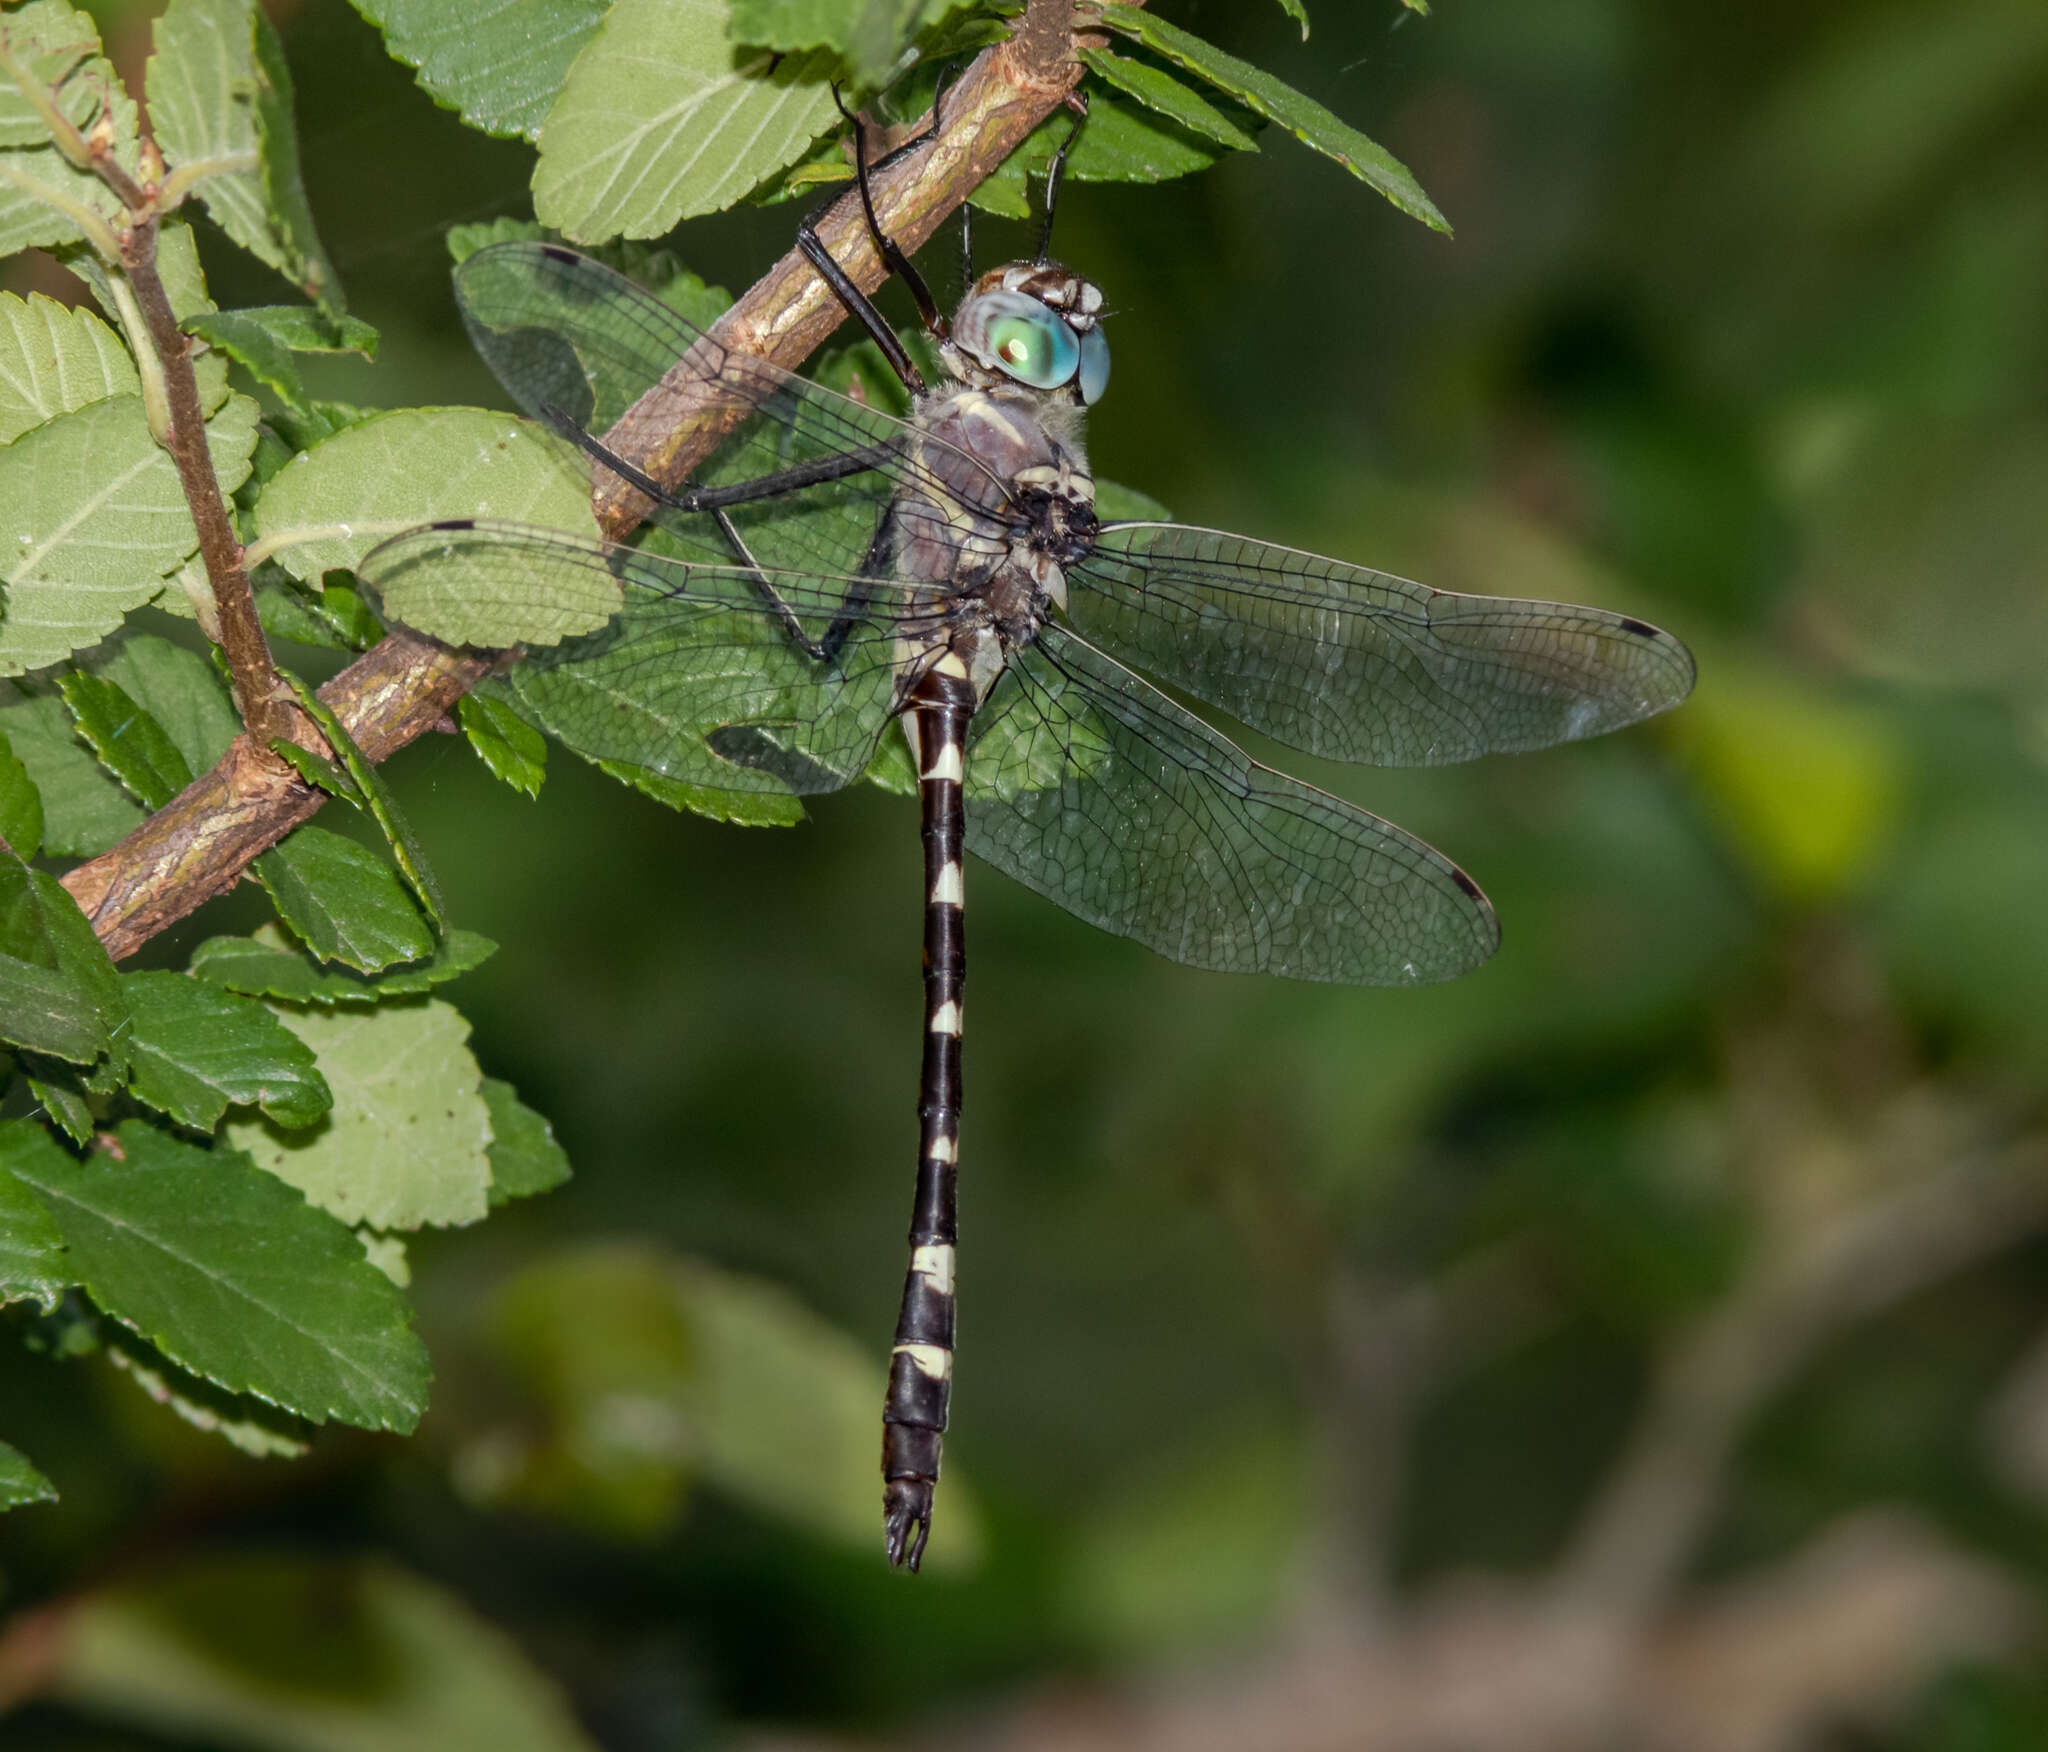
1617;617;1658;638
1450;865;1485;901
539;243;580;266
437;517;476;531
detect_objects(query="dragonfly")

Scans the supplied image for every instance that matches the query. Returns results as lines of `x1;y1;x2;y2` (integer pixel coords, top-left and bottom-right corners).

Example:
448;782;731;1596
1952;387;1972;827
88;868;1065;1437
360;111;1695;1572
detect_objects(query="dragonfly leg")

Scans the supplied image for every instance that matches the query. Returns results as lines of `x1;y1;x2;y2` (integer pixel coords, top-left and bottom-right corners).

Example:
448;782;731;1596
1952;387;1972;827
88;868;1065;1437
882;656;974;1571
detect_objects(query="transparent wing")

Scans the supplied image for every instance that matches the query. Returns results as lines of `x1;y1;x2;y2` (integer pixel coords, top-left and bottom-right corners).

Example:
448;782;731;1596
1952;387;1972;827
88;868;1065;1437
1068;522;1696;767
454;241;1018;583
964;624;1500;985
360;519;940;796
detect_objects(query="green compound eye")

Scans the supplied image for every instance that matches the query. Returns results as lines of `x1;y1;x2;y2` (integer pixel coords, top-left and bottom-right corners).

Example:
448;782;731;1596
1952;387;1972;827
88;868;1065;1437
982;307;1079;390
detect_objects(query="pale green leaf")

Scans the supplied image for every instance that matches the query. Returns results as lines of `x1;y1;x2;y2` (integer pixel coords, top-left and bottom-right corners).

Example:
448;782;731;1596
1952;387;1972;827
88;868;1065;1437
148;0;343;312
104;1331;312;1458
89;632;240;779
1096;3;1448;232
0;390;261;677
0;291;137;444
481;1077;570;1206
250;405;597;613
533;0;840;242
1076;47;1259;152
226;999;493;1232
7;1121;431;1430
0;1117;71;1311
0;1437;57;1509
730;0;950;84
970;85;1229;218
52;1555;600;1751
253;825;434;973
189;921;497;1006
597;755;806;827
0;1;140;254
183;304;378;411
0;726;45;859
349;0;611;141
124;969;333;1131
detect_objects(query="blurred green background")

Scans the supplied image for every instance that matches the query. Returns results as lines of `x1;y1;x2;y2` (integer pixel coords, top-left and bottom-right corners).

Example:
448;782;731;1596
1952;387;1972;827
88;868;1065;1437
6;0;2048;1746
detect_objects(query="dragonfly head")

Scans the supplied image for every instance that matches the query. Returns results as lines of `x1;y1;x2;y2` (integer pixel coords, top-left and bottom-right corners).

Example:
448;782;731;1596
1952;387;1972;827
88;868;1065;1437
946;262;1110;408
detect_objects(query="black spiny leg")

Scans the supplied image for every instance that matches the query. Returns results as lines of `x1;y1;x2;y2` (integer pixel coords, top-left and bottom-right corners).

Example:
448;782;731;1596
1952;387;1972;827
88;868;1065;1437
882;655;974;1571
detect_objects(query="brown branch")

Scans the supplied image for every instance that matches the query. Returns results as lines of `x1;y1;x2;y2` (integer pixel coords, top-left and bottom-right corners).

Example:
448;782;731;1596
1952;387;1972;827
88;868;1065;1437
116;215;290;752
60;0;1098;961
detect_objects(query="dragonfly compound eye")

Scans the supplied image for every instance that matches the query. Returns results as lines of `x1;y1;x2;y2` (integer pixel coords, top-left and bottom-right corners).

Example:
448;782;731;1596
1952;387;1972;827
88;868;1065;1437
968;292;1081;391
1077;326;1110;405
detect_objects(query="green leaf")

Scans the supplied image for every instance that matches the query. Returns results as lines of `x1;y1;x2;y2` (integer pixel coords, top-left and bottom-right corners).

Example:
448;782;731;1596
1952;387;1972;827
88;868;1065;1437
0;727;45;860
9;1121;430;1428
252;574;385;652
0;2;141;255
1095;2;1448;233
148;0;344;313
104;1330;311;1458
482;1077;570;1206
123;969;332;1131
250;405;598;619
88;633;241;780
28;1062;94;1145
190;922;497;1006
278;674;445;932
0;682;142;856
970;85;1230;218
57;670;193;811
0;842;125;1063
350;0;611;141
225;999;493;1231
533;0;840;242
1094;476;1174;523
1276;0;1310;37
0;1437;57;1509
366;515;624;650
458;693;547;798
269;735;356;800
596;755;807;827
50;1555;601;1750
0;391;261;677
0;1118;71;1311
0;291;138;444
730;0;953;85
253;826;434;973
1077;47;1260;152
182;305;378;413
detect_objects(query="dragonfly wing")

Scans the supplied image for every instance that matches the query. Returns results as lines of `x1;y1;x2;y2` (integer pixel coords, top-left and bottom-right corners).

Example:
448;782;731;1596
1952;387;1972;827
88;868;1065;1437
963;624;1499;985
1069;522;1696;767
360;520;929;796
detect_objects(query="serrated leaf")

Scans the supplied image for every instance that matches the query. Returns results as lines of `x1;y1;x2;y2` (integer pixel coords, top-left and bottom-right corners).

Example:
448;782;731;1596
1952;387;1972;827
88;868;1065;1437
249;574;384;651
55;221;230;416
0;682;142;856
6;1121;430;1430
0;727;45;859
0;1118;71;1311
351;0;610;141
58;670;193;810
0;2;140;255
190;922;496;1006
253;825;433;973
123;969;332;1131
28;1065;94;1145
1096;2;1447;233
970;85;1228;218
226;999;492;1231
0;291;138;444
533;0;840;242
51;1555;601;1750
183;305;378;413
0;842;126;1062
250;405;597;612
104;1330;311;1458
482;1077;570;1206
458;692;547;798
0;391;261;677
279;674;445;931
148;0;343;313
88;633;241;780
269;734;355;799
730;0;948;85
1077;47;1259;152
597;755;806;826
0;1437;57;1509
